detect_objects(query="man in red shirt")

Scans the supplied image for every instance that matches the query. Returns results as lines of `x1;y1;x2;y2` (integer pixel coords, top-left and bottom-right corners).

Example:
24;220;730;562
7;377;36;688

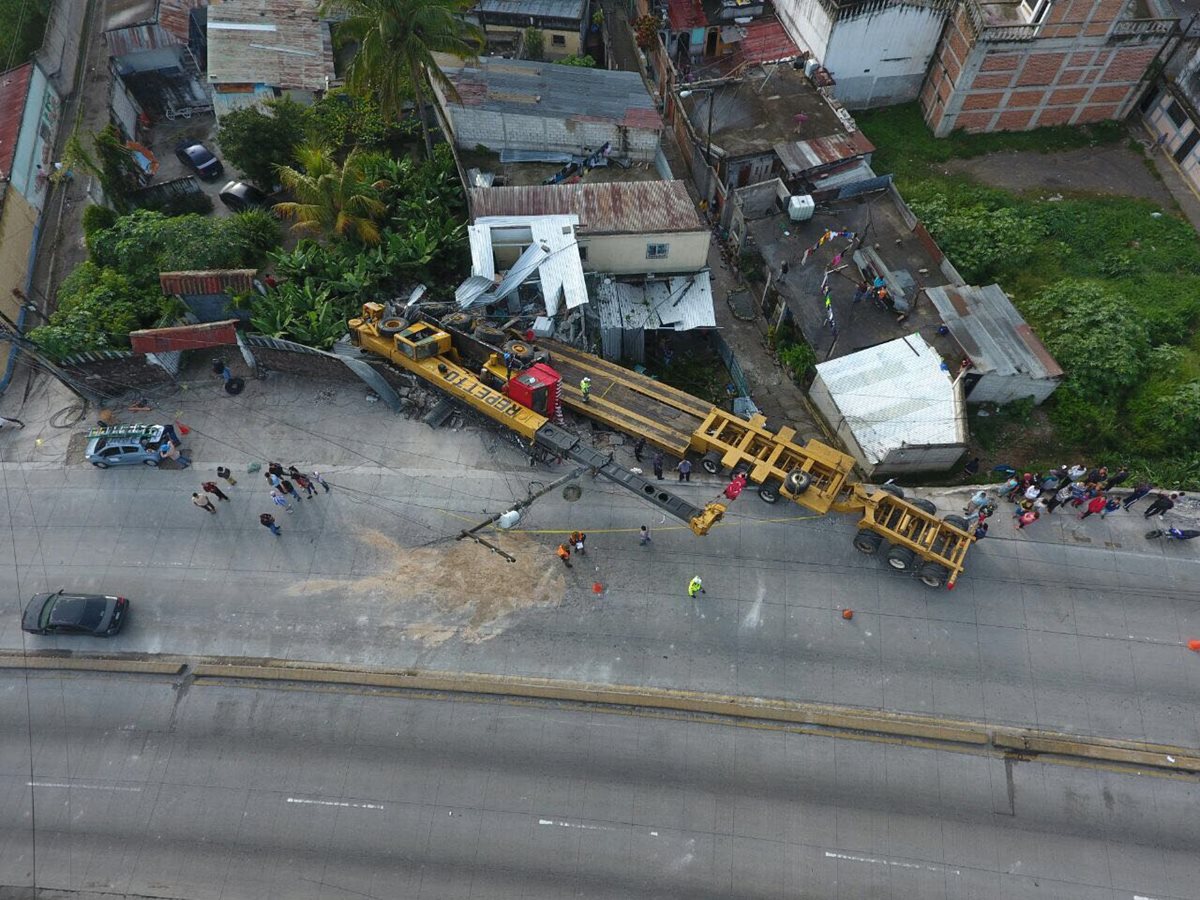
1079;494;1107;520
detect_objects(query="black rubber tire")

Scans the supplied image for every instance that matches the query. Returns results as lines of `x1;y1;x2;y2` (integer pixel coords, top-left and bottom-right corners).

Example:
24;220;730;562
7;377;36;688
143;459;159;467
853;529;882;555
918;562;949;588
758;480;780;504
700;451;722;475
91;461;109;469
942;514;969;531
1145;529;1165;540
910;498;937;515
785;470;811;494
877;483;905;499
473;325;505;346
503;340;536;363
442;312;471;328
886;545;916;572
378;318;407;336
225;377;246;395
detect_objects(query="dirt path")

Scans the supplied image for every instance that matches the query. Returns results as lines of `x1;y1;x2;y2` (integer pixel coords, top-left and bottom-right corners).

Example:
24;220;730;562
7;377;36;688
942;144;1175;208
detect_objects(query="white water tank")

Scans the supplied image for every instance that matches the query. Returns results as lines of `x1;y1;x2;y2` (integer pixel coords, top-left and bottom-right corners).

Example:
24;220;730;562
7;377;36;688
804;57;820;80
788;194;815;222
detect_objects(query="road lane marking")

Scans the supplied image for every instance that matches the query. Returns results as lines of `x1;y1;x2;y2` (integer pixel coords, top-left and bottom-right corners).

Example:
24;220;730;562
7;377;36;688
825;850;960;876
538;818;612;831
287;797;384;810
28;781;142;792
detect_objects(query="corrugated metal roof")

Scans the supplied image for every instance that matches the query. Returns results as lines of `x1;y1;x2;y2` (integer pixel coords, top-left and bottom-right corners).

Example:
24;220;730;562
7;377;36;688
443;57;660;130
468;215;588;315
773;131;874;176
160;269;257;296
0;63;32;182
470;181;703;234
925;284;1064;380
668;0;708;30
476;0;586;20
104;0;160;31
814;333;963;465
207;0;334;92
159;0;209;42
595;272;715;332
129;319;240;354
106;23;181;57
736;18;800;65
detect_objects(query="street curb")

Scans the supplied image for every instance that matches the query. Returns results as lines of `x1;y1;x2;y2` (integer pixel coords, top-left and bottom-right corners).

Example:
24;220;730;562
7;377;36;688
0;652;187;676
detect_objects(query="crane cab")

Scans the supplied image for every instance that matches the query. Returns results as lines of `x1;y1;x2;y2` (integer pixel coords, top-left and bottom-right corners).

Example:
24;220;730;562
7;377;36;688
394;322;452;361
505;363;560;416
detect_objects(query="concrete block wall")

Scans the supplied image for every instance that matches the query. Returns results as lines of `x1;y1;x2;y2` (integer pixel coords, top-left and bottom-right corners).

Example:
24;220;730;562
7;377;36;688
921;1;1168;136
447;106;661;161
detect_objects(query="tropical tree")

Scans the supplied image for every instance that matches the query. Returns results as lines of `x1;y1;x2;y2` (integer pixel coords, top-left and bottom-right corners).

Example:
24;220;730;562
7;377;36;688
323;0;484;157
273;145;389;245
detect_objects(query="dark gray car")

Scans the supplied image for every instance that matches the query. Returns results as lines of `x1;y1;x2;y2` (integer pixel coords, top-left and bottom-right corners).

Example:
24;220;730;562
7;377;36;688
21;590;129;637
175;142;224;181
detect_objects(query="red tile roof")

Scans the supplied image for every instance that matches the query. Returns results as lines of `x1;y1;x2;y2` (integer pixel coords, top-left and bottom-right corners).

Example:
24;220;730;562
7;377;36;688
737;19;800;65
0;63;33;182
668;0;708;31
159;270;258;296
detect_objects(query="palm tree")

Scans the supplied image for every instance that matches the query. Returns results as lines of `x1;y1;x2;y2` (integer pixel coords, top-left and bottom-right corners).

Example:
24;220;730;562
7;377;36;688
323;0;484;157
274;145;389;245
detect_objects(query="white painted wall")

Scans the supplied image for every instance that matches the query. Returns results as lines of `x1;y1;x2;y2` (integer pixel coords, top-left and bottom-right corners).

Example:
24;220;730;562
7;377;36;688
773;0;835;59
580;230;709;274
824;5;948;108
1142;89;1200;197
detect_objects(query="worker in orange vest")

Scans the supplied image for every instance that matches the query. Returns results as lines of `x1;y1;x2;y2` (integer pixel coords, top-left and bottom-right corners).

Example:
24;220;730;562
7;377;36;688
556;544;572;568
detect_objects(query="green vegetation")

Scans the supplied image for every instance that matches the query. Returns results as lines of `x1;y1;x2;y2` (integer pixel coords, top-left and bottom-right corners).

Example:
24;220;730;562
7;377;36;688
855;102;1200;484
275;146;389;246
522;27;545;60
0;0;48;71
556;54;596;67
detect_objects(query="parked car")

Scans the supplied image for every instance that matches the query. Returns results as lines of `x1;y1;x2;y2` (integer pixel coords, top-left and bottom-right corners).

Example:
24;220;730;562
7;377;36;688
21;590;129;637
85;424;165;468
175;142;224;180
219;181;268;212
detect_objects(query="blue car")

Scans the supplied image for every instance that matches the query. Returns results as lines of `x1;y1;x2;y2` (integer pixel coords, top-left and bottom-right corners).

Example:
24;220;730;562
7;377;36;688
84;424;165;468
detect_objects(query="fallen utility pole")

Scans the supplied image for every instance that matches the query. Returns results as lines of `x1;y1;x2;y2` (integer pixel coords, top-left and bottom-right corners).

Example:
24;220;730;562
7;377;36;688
457;463;589;560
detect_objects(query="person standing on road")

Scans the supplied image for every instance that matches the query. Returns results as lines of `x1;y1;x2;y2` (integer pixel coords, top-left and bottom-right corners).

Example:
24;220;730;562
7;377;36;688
161;441;191;468
964;489;989;515
569;531;587;555
192;492;216;514
556;543;573;568
201;480;230;502
677;458;692;482
1015;508;1039;529
217;465;237;486
639;525;651;546
267;461;284;478
687;576;705;598
1100;496;1122;518
260;513;281;536
1046;484;1073;514
1123;482;1152;510
1144;492;1180;519
312;470;331;493
1103;466;1130;492
653;452;664;481
289;468;317;498
973;520;989;541
580;377;592;404
279;479;302;502
270;488;294;514
1079;494;1107;520
633;437;646;463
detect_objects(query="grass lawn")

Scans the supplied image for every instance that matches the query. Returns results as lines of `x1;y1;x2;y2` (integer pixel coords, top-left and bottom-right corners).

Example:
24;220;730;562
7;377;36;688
854;104;1200;487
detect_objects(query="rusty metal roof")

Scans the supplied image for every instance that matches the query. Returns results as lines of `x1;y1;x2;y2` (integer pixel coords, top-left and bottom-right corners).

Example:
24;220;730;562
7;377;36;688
130;319;240;354
470;181;704;234
668;0;708;30
104;0;160;31
773;131;874;176
106;23;182;57
160;269;258;296
0;63;32;183
734;18;800;65
207;0;334;92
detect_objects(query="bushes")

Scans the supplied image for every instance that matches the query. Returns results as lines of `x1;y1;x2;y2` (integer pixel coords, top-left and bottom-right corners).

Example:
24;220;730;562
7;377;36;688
908;190;1045;284
778;340;815;382
81;204;118;239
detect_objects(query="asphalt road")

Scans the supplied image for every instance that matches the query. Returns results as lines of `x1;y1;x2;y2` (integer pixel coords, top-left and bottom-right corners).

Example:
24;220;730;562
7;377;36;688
2;671;1197;900
0;374;1198;750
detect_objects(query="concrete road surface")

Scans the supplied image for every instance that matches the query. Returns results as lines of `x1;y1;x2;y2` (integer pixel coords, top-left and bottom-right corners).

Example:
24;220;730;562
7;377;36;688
2;670;1198;900
1;374;1198;749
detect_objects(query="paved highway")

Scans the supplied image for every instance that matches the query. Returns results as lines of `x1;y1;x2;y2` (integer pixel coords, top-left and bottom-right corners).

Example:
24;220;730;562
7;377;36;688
2;670;1197;899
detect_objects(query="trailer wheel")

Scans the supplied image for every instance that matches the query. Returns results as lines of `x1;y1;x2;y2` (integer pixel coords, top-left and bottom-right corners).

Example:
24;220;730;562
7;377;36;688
909;498;937;514
942;514;969;531
758;480;781;504
700;450;723;475
918;562;949;588
473;325;505;346
785;470;811;495
853;529;882;555
503;340;536;363
378;318;407;336
442;312;471;328
877;483;905;500
885;545;916;571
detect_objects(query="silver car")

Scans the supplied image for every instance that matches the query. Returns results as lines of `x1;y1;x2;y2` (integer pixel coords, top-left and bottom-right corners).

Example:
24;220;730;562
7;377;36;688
85;424;165;468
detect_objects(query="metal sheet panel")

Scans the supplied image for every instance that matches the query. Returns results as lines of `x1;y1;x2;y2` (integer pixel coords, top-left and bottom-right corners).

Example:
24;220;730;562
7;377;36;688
470;181;703;234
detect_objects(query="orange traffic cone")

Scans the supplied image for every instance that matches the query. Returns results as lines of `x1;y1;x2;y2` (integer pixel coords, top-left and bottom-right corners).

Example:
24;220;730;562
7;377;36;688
1187;639;1200;652
592;582;604;594
842;609;854;620
175;419;190;436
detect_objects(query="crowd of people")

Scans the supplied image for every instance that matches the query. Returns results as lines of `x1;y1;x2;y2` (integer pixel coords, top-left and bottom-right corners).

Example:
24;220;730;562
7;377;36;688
963;463;1185;534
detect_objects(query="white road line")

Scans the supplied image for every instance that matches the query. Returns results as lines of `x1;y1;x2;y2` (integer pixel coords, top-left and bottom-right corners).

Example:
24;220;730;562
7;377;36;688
537;818;612;831
28;781;142;792
825;850;960;876
286;797;384;810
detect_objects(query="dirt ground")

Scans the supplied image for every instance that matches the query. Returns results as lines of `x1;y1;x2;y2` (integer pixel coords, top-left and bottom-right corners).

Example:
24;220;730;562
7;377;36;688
941;144;1176;208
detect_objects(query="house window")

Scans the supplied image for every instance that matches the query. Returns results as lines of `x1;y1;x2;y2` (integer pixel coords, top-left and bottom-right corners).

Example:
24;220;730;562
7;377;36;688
552;34;566;46
1174;127;1199;163
1167;100;1188;128
1024;0;1051;24
646;243;670;260
578;245;588;261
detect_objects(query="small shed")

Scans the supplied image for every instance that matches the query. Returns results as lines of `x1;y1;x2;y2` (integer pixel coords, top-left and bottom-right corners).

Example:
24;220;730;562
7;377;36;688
809;333;967;476
925;284;1063;406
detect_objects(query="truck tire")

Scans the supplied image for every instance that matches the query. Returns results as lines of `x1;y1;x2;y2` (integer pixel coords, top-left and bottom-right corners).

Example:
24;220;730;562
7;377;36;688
918;562;949;588
853;529;882;554
503;340;535;363
758;479;781;504
378;318;407;336
885;545;916;571
942;514;969;531
700;450;723;475
224;377;246;395
473;325;505;346
785;470;811;494
877;483;905;500
909;498;937;514
442;312;471;328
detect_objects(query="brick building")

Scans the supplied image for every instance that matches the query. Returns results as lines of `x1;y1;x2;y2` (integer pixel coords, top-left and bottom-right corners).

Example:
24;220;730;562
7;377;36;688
921;0;1178;136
